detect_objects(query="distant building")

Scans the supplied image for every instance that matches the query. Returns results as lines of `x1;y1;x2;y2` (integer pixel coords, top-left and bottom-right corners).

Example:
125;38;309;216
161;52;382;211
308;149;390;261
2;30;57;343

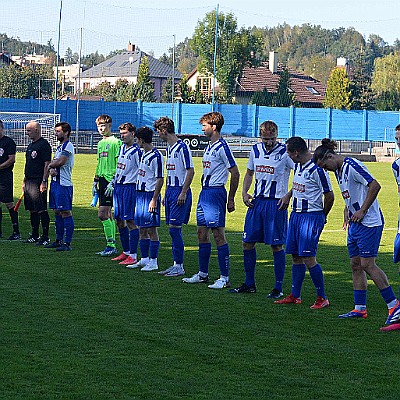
11;53;51;66
76;43;182;100
54;63;82;94
0;52;14;67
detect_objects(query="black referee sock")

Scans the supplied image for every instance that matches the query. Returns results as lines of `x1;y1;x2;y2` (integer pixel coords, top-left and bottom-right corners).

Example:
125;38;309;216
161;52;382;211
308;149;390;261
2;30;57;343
40;211;50;239
30;212;40;238
8;207;19;234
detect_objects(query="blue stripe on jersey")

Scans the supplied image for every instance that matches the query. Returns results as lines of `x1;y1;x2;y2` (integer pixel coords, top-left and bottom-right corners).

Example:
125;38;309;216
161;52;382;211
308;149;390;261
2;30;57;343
220;139;236;168
146;151;163;178
182;143;192;169
253;144;260;158
393;159;400;177
204;175;211;187
269;181;277;198
316;167;331;193
301;198;309;212
347;157;374;183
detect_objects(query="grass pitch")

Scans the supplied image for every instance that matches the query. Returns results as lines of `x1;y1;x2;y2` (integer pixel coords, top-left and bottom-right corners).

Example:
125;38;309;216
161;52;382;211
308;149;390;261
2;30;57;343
1;155;399;399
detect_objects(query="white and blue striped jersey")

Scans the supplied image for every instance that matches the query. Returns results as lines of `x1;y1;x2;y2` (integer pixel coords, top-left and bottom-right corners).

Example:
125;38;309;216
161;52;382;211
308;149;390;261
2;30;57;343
166;139;194;187
52;141;74;186
335;157;383;227
247;142;294;199
136;148;164;192
114;143;141;184
201;138;236;187
291;160;332;213
392;158;400;192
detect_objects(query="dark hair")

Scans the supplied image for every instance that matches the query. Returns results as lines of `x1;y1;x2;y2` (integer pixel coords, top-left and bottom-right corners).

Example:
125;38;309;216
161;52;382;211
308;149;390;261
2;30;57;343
259;120;278;136
286;137;308;154
313;139;338;163
135;126;154;143
96;114;112;125
0;119;3;129
199;112;224;132
118;122;136;133
154;116;175;134
396;124;400;131
55;122;71;136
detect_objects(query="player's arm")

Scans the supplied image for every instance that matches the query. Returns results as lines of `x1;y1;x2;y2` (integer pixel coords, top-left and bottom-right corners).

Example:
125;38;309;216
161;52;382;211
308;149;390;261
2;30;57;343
48;154;68;169
322;190;335;218
350;179;380;223
278;189;292;210
227;165;240;213
242;168;254;208
177;167;195;205
149;177;164;212
0;153;16;170
40;161;51;192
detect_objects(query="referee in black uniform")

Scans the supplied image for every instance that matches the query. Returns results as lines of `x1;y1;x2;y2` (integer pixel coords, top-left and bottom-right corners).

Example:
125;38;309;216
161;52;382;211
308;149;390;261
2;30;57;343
23;120;52;245
0;119;20;239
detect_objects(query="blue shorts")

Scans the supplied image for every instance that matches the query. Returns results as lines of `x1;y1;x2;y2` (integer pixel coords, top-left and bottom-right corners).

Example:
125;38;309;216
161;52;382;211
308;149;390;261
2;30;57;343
165;186;192;226
134;191;161;228
196;186;227;228
286;211;325;257
114;183;136;221
394;232;400;263
347;222;383;258
49;181;73;211
243;198;287;244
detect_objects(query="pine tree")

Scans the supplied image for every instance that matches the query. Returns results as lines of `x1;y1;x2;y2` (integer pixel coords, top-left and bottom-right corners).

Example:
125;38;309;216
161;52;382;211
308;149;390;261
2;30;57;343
135;56;155;102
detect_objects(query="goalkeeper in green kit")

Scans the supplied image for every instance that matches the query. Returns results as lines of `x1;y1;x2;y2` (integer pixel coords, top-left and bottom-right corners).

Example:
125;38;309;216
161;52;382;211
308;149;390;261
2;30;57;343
93;115;122;256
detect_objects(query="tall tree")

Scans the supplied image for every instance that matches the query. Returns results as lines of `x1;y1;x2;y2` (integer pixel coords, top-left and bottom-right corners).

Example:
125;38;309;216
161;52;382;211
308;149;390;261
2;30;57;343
190;10;261;102
371;53;400;110
323;67;352;109
273;68;297;107
135;56;155;102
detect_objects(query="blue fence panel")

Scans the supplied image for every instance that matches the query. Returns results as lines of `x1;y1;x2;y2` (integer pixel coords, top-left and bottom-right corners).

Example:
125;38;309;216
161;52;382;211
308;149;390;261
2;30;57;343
293;108;327;140
180;103;212;134
257;107;291;138
367;111;399;141
331;109;364;140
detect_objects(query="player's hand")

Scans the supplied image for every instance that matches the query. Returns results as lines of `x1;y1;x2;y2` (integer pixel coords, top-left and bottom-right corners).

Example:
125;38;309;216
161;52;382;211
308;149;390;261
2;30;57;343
105;182;114;197
278;193;291;210
49;168;58;177
242;193;253;208
40;181;47;193
92;181;99;196
227;198;235;213
177;191;187;205
148;199;157;214
342;218;349;231
350;209;366;224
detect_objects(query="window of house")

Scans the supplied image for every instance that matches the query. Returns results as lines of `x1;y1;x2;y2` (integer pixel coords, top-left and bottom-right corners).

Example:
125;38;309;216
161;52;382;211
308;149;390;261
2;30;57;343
198;76;212;97
306;86;320;95
83;82;90;90
106;61;115;67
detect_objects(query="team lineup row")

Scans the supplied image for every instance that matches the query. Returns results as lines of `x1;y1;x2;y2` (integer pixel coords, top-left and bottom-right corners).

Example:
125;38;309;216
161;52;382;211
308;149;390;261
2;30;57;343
0;116;400;332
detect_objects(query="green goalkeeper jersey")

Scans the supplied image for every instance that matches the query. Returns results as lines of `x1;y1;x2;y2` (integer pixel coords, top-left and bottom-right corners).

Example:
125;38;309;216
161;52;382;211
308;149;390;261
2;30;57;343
95;135;122;182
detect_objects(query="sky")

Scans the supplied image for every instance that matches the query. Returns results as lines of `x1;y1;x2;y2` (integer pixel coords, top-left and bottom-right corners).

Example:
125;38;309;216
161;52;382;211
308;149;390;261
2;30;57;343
2;0;400;58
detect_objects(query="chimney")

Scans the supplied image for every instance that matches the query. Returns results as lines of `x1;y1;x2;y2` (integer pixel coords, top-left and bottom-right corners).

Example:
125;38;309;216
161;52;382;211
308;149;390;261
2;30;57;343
127;42;135;52
269;51;278;74
337;57;348;73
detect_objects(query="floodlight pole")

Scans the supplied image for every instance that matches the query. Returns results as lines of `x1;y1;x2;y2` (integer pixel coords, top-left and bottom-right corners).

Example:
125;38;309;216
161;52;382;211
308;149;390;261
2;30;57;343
75;26;83;154
54;0;63;117
212;4;219;111
171;34;176;119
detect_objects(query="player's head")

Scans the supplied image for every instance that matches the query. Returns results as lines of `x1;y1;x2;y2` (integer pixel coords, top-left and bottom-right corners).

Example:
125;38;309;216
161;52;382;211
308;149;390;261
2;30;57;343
396;124;400;150
96;114;112;137
285;136;309;163
119;122;136;145
26;120;42;141
259;120;278;150
199;112;224;137
54;122;72;142
154;116;175;136
313;139;340;171
135;126;153;147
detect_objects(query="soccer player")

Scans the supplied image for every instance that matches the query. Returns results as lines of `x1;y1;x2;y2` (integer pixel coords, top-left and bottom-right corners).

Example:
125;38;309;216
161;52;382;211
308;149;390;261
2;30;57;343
182;111;240;289
45;122;75;251
155;116;194;277
313;139;400;326
23;120;52;245
230;121;294;297
134;126;164;271
93;115;122;256
110;122;142;266
274;136;334;308
0;119;20;240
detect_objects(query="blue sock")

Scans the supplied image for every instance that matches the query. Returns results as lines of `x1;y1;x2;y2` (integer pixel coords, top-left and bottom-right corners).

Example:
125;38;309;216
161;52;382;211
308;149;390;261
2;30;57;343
63;216;74;244
118;226;130;253
149;240;160;259
380;286;396;305
217;243;230;277
198;242;212;274
140;238;150;258
243;248;256;286
129;228;139;255
55;214;64;241
354;289;367;307
309;263;326;298
291;264;306;298
273;249;286;292
169;227;184;264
